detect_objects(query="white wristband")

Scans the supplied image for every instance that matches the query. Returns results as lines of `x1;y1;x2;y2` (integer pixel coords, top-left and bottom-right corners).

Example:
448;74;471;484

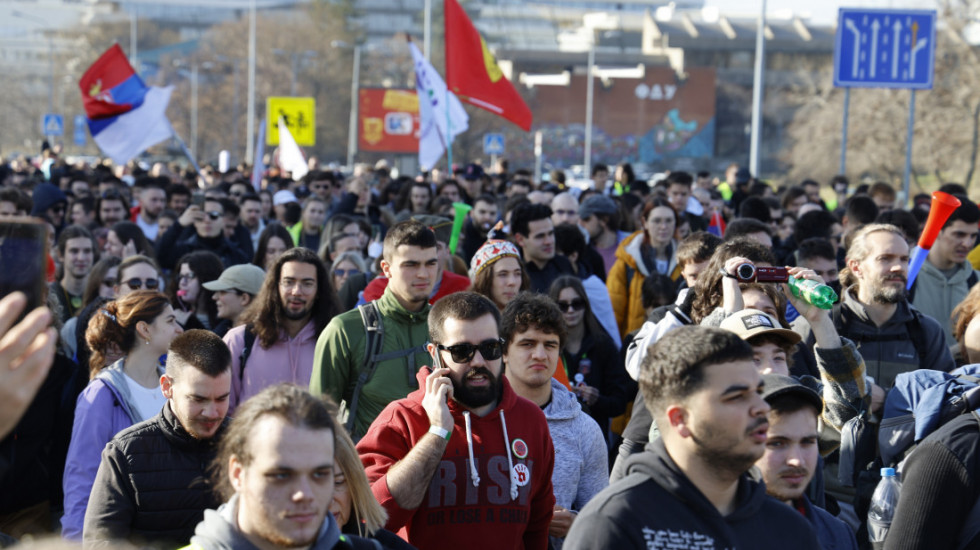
428;425;451;440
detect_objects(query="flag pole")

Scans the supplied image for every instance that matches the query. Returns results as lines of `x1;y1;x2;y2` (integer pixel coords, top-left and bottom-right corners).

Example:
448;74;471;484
446;85;453;170
171;128;203;182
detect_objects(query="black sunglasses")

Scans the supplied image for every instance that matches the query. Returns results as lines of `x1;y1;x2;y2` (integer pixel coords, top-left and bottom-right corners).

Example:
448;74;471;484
205;210;223;220
557;299;586;312
437;338;505;364
124;278;159;290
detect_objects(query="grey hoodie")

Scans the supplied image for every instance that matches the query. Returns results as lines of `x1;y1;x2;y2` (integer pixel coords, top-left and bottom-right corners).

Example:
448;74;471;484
543;379;608;548
186;495;342;550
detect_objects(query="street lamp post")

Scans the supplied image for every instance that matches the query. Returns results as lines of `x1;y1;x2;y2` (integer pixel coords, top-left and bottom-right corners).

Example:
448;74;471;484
348;45;360;170
11;10;54;119
246;0;257;165
332;41;362;170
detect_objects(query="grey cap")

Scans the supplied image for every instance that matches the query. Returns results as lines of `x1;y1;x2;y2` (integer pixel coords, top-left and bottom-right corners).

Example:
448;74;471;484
202;264;266;296
579;195;618;219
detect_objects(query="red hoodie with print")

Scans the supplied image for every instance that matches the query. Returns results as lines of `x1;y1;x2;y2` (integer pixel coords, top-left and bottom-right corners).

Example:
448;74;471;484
357;366;555;550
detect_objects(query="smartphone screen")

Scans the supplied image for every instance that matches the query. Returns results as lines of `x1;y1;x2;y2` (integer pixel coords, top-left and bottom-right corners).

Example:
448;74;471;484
0;219;48;319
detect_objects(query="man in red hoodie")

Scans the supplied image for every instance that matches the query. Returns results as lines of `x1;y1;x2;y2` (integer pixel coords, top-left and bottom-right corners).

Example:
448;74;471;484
356;291;555;550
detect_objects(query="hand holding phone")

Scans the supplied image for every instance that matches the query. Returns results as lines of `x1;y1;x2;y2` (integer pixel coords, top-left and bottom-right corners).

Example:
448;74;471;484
422;363;454;432
0;292;56;439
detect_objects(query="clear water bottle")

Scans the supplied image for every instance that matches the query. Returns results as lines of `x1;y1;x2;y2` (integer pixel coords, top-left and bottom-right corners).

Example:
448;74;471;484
868;468;902;548
788;276;838;310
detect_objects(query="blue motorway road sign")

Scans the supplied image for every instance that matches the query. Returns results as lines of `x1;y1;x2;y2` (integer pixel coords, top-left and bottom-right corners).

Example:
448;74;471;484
42;113;64;136
834;8;936;89
73;115;88;146
483;133;505;155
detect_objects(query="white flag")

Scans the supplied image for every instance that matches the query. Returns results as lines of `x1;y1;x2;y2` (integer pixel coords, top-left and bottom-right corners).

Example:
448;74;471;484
410;42;468;171
277;117;309;181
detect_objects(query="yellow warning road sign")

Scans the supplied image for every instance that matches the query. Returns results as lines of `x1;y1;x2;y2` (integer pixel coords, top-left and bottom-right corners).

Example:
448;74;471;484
266;97;316;146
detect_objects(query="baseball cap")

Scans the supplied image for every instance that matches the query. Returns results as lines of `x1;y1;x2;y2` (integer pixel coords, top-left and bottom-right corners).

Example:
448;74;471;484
203;264;266;296
462;163;484;181
579;195;618;219
719;309;801;347
760;373;823;411
735;167;753;185
411;214;453;244
273;189;298;206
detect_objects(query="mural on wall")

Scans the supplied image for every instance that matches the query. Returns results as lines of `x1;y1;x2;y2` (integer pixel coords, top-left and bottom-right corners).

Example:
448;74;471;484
493;67;715;169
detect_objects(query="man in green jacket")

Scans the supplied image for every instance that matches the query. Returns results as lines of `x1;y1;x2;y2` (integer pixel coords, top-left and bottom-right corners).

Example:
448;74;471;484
311;220;438;438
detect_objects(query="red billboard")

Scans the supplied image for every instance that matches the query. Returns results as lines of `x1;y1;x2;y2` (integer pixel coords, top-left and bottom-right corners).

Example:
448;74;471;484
358;88;419;153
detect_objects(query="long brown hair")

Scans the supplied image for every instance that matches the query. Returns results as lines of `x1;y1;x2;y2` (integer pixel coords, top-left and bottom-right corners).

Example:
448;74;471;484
690;238;777;324
239;247;338;348
84;290;170;378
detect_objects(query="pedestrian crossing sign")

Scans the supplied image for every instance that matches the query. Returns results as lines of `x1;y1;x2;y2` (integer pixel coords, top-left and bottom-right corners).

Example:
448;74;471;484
42;113;64;137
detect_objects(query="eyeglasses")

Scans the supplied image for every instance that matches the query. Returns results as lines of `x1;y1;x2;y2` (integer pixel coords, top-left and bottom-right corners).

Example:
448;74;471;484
102;278;116;287
205;211;223;220
333;268;360;277
437;338;505;364
124;278;159;290
556;299;586;312
178;273;197;283
279;278;317;292
50;205;65;214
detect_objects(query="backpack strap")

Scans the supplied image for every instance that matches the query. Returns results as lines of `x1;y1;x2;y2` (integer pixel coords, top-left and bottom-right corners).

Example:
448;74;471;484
905;308;930;367
238;324;256;384
345;301;385;437
956;412;980;550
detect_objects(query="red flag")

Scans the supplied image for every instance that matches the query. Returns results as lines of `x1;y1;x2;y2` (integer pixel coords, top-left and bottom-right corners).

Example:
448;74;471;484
445;0;532;131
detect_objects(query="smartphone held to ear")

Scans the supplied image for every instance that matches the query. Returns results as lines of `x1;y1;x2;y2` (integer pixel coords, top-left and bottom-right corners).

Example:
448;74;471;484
0;218;49;319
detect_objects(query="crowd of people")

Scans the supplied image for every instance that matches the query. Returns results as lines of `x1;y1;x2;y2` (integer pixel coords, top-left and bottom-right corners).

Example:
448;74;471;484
0;153;978;550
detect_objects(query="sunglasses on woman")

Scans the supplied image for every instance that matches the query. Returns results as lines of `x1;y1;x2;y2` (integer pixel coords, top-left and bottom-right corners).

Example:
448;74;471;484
557;299;586;312
333;268;361;277
436;338;505;364
124;278;159;290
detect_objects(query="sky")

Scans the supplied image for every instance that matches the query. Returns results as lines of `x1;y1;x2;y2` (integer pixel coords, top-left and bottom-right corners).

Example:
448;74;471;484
705;0;936;26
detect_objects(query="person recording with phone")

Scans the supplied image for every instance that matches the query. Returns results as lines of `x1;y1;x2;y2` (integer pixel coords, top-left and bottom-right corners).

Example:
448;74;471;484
356;291;556;550
157;198;249;271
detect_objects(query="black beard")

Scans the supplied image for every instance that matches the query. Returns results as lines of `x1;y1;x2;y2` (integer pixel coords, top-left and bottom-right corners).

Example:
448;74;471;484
452;366;501;409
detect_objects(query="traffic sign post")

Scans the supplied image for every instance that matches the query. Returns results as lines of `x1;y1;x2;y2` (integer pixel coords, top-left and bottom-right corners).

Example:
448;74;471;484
483;133;505;155
834;9;936;89
73;115;87;147
42;114;64;137
265;97;316;146
834;8;936;204
483;133;505;167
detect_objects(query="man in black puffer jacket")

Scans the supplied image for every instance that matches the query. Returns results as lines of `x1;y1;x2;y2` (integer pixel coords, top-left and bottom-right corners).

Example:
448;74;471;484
83;330;233;548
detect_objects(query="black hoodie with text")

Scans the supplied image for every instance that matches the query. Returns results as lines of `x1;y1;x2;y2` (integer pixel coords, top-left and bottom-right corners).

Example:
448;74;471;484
564;439;821;550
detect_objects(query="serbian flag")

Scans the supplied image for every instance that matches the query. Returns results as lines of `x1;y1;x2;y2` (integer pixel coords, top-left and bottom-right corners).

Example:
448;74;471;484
708;211;726;238
79;44;174;165
445;0;532;131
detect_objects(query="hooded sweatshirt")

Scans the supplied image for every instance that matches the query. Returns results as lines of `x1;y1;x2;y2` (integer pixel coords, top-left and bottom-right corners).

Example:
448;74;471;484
542;379;608;550
357;366;555;550
564;439;821;550
30;182;67;217
182;494;342;550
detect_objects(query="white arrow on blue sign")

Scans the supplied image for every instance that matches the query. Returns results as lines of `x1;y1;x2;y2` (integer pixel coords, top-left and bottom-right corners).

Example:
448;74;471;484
834;8;936;89
42;113;64;137
483;133;505;155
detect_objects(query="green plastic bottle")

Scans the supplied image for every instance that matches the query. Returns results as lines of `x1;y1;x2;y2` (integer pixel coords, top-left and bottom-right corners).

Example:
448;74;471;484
788;276;837;310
